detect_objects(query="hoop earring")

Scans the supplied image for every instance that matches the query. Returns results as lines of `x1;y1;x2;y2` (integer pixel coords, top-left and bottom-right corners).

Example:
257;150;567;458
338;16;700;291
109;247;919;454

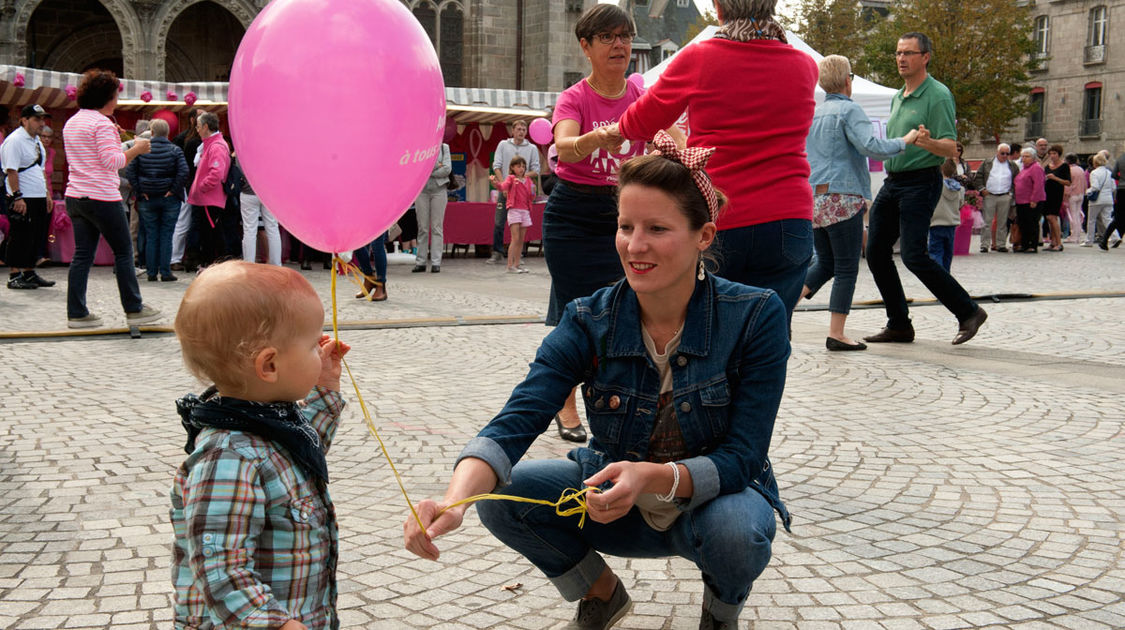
698;258;706;281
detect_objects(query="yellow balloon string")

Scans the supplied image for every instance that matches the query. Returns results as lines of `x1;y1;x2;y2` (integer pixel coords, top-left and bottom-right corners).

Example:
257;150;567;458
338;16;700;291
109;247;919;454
329;257;426;533
438;486;601;529
327;256;596;536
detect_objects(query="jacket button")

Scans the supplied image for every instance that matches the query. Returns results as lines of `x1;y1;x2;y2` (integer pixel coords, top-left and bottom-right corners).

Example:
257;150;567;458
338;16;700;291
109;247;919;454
586;387;594;398
609;395;621;410
680;402;691;413
676;355;688;367
595;398;605;409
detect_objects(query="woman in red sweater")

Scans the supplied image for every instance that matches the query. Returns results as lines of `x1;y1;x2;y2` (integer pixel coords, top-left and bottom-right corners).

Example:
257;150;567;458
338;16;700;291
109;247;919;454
616;0;817;322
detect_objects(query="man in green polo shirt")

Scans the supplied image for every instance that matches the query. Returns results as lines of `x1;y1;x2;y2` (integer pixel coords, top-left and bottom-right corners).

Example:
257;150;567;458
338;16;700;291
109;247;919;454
864;32;988;346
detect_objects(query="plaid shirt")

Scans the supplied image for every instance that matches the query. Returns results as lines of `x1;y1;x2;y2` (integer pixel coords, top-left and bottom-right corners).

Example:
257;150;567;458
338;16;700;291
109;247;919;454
171;387;345;629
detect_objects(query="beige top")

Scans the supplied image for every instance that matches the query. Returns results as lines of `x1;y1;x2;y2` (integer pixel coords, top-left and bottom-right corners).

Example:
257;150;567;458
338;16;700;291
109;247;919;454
634;325;686;531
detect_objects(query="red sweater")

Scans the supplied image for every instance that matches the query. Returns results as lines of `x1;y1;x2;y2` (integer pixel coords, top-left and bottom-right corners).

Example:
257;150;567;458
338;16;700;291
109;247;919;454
618;38;818;230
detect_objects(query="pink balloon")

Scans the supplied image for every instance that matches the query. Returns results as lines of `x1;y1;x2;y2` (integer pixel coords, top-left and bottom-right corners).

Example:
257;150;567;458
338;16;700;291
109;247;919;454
528;117;553;146
628;73;645;90
229;0;445;253
151;109;179;138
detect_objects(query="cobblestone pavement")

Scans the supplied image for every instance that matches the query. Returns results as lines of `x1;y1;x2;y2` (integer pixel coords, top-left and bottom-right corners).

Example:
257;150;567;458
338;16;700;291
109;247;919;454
1;239;1123;629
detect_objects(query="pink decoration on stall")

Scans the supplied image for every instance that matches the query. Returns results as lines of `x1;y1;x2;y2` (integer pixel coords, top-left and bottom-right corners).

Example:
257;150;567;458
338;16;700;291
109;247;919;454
13;73;25;87
140;91;153;103
166;90;177;101
118;82;125;92
229;0;446;253
184;91;197;106
65;85;77;100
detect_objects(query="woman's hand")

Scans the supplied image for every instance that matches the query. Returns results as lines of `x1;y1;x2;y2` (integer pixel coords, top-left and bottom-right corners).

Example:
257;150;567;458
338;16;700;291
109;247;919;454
903;129;919;145
316;335;350;391
404;499;464;561
590;126;624;155
582;461;647;524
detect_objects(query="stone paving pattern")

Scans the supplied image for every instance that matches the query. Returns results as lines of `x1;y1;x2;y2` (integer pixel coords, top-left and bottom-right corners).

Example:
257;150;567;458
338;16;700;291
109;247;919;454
1;239;1123;629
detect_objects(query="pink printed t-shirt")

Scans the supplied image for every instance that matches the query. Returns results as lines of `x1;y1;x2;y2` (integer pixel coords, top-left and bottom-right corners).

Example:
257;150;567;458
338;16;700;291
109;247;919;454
552;80;646;186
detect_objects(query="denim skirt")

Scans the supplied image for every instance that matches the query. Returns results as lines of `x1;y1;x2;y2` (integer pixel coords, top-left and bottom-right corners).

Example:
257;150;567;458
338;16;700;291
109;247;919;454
543;182;623;326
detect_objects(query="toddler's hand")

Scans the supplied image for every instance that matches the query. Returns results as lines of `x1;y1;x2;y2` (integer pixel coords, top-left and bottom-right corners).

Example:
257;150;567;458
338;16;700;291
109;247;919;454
316;335;351;391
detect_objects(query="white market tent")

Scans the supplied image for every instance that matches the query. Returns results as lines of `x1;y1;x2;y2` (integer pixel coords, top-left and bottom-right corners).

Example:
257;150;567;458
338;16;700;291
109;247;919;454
641;25;898;122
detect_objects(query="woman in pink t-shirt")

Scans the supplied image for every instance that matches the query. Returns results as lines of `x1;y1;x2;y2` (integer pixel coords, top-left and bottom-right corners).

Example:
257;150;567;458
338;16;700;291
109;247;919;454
544;4;680;442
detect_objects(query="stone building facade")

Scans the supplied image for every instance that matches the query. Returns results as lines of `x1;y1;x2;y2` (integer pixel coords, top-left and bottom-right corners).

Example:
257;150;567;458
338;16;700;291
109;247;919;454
964;0;1123;160
0;0;594;92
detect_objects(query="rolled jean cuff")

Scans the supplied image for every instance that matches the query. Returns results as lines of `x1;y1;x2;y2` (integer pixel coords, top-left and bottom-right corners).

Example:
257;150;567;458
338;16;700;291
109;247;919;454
703;584;745;623
549;548;607;602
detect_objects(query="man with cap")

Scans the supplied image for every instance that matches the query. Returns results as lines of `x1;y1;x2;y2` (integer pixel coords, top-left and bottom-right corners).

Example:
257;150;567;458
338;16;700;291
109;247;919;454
1;104;54;290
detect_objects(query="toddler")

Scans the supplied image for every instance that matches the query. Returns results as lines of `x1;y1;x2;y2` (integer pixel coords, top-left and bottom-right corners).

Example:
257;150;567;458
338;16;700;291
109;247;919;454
490;155;534;273
170;260;349;629
929;158;964;271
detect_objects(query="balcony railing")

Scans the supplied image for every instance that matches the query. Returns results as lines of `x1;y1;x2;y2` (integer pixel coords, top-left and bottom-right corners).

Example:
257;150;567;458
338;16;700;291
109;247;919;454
1084;45;1106;64
1080;119;1102;137
1026;121;1045;138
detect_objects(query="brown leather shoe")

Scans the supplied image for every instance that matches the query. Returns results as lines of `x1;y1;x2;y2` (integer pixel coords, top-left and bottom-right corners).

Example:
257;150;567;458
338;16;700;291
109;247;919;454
952;306;987;345
863;326;915;343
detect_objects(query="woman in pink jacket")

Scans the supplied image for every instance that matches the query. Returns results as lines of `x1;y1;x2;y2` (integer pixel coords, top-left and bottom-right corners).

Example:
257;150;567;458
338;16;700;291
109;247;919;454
1013;147;1046;253
185;112;231;268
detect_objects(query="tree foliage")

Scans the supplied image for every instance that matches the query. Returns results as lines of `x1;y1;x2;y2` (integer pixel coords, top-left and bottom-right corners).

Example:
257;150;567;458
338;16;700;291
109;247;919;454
683;10;720;44
862;0;1039;142
785;0;1039;142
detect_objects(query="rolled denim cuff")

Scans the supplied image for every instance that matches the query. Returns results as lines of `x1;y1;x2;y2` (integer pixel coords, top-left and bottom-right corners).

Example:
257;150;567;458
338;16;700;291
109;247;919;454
678;455;720;512
454;437;512;487
549;548;607;602
703;583;746;623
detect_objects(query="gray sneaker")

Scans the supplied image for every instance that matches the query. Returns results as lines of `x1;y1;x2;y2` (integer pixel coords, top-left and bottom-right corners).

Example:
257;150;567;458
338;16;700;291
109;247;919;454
486;251;504;264
67;313;103;329
563;581;632;629
698;607;737;630
125;304;162;325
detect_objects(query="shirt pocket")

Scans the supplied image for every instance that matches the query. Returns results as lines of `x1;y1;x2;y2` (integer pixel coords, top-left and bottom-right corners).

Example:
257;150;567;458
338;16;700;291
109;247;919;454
582;384;632;447
698;380;732;438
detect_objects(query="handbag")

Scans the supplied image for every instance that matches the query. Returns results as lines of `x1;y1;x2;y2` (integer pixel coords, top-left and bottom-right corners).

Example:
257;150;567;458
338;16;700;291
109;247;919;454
1086;189;1100;202
446;172;458;191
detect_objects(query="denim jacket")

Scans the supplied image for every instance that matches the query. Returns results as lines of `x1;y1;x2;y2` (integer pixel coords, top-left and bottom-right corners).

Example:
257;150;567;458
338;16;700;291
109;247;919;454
806;93;906;200
457;275;793;531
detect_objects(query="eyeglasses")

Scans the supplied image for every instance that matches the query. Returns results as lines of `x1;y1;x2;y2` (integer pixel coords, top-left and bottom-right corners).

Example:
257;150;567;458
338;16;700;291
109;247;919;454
848;72;855;80
894;51;924;58
594;32;634;45
998;151;1010;155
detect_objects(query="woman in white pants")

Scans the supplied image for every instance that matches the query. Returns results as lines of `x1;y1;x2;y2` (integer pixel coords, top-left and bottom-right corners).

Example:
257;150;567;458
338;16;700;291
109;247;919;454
1085;151;1115;248
234;155;281;265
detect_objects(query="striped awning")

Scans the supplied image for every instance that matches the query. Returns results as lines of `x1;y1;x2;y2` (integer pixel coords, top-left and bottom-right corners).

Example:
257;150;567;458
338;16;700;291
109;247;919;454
0;64;558;121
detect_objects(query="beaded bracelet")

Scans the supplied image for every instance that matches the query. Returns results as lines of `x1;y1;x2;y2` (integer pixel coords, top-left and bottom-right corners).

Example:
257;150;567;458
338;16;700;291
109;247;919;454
655;461;680;503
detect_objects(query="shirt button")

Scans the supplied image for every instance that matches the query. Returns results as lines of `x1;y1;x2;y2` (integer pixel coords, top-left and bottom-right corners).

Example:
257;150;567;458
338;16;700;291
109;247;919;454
679;402;691;413
202;533;214;543
608;395;621;410
202;547;213;557
676;355;688;367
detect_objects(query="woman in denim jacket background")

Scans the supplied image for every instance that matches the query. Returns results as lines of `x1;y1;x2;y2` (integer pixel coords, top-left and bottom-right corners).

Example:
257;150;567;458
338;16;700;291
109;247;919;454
802;55;917;351
405;138;791;630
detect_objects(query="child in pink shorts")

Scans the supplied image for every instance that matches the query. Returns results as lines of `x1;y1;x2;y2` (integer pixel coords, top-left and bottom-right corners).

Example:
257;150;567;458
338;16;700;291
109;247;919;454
490;156;534;273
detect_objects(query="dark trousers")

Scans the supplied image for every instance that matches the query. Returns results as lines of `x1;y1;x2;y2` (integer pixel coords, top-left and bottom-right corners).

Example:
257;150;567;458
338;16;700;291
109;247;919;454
804;211;864;315
5;197;49;268
867;167;977;329
713;218;812;325
353;232;388;282
493;192;508;255
1104;191;1124;243
190;205;229;267
1016;204;1041;252
65;197;143;319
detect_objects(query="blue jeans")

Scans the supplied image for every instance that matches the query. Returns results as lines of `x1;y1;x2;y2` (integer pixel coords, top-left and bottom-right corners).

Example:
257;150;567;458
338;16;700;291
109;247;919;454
353;233;387;282
867;168;978;329
712;218;812;324
476;459;776;624
927;225;956;272
804;211;864;315
66;197;143;319
138;195;181;278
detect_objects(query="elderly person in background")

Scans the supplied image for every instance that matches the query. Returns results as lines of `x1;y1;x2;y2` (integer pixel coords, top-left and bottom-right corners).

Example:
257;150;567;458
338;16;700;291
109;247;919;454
185;112;231;269
802;55;917;351
1086;150;1116;249
616;0;818;324
1012;147;1046;253
125;118;188;281
1063;154;1087;243
62;69;160;328
974;143;1020;252
1041;144;1070;251
413;141;452;273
